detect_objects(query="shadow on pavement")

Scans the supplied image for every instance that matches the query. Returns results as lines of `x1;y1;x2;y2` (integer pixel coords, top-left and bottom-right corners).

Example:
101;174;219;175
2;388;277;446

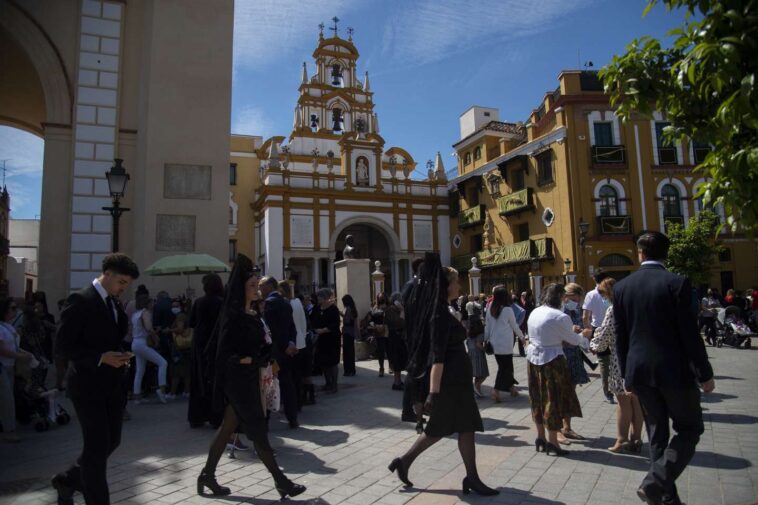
705;413;758;424
701;392;738;403
403;486;566;503
476;433;530;448
273;426;349;447
690;451;752;469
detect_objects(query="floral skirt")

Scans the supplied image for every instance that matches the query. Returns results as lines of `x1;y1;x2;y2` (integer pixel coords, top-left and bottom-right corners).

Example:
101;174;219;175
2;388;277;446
527;356;582;431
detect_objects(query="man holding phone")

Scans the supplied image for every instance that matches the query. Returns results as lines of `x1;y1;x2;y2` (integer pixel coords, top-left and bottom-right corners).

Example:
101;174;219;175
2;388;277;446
52;254;140;505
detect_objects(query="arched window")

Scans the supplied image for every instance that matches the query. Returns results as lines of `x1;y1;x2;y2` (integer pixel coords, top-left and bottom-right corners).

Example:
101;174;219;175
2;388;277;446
661;184;681;217
598;185;619;216
331;108;344;132
464;152;472;165
599;254;634;267
474;146;482;160
330;64;343;87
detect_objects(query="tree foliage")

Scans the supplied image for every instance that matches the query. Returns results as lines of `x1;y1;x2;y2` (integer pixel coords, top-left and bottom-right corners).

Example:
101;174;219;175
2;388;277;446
600;0;758;234
666;210;722;286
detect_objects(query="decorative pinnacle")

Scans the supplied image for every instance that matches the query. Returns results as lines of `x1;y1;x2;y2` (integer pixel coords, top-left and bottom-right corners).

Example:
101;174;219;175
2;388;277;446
347;27;354;40
318;22;325;38
330;16;339;37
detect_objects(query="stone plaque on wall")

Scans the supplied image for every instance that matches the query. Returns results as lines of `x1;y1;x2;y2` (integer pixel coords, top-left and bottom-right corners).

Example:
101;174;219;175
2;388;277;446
290;215;314;247
413;222;434;251
164;164;212;200
156;214;196;251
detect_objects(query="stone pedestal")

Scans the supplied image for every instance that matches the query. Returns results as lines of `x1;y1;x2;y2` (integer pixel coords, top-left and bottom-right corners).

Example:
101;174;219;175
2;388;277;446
335;258;371;320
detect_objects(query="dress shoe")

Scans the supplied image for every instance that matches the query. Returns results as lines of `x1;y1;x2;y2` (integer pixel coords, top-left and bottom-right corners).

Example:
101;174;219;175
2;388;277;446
197;469;230;496
462;476;498;496
637;483;665;505
275;479;306;500
51;473;74;505
388;457;413;487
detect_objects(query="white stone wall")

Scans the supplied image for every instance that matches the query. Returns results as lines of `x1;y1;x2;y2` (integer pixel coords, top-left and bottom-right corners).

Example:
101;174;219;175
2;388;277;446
70;0;124;289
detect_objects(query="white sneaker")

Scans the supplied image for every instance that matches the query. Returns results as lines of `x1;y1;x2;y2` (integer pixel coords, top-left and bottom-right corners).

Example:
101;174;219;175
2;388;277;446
156;391;168;404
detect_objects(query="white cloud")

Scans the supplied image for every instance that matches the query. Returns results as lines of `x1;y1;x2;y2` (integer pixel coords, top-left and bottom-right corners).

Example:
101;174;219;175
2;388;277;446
0;126;44;178
232;105;273;137
382;0;596;66
233;0;358;70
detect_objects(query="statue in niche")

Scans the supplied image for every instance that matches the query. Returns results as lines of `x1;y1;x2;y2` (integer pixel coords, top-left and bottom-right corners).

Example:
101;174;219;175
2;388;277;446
356;157;370;186
343;235;358;259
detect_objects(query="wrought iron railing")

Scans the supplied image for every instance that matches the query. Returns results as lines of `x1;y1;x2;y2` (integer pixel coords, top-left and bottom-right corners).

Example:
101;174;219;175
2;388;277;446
597;215;632;235
497;188;534;217
591;145;626;164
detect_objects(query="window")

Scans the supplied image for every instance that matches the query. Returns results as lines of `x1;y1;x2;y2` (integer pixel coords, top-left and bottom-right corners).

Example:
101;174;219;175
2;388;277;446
472;235;483;252
599;185;619;216
488;175;500;195
467;185;479;206
474;146;482;161
517;223;530;242
228;207;234;224
655;121;678;164
330;64;343;87
512;168;525;191
593;122;613;146
483;111;491;117
228;240;237;262
536;151;553;185
692;140;711;164
331;108;344;132
661;184;682;217
464;152;472;165
229;163;237;186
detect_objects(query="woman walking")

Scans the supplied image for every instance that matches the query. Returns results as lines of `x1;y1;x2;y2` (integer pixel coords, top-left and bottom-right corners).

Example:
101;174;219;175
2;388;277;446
188;274;224;428
389;253;498;496
526;284;590;457
341;295;359;377
466;316;489;397
312;288;341;393
591;277;644;454
484;286;524;402
368;293;389;377
560;283;590;442
198;254;305;499
386;292;407;390
131;295;169;404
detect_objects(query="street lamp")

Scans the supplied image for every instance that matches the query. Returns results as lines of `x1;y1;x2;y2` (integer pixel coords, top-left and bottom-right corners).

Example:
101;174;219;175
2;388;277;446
102;158;130;252
578;218;590;247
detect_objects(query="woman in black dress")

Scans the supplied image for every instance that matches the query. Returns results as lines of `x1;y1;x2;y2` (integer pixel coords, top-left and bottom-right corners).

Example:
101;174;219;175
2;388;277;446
312;288;341;393
341;295;358;377
197;255;305;500
389;252;497;496
187;273;224;428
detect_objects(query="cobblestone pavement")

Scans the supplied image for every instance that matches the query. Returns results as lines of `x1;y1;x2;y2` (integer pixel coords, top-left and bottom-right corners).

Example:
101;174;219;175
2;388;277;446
2;345;757;505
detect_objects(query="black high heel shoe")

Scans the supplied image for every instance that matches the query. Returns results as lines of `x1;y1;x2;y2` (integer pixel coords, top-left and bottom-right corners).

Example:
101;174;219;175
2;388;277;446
388;457;413;487
197;469;231;496
535;438;547;452
545;442;569;457
275;479;306;500
462;476;499;496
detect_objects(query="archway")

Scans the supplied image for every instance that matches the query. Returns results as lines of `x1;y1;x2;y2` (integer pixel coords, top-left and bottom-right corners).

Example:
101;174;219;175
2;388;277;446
335;223;393;293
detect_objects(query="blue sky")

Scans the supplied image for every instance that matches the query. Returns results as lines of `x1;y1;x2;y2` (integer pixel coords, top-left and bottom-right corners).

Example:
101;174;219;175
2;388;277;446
1;0;688;218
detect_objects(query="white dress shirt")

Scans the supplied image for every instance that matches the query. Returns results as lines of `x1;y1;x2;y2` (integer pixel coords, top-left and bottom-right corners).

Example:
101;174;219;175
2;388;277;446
583;288;606;328
484;306;524;355
290;298;308;350
526;305;585;365
92;278;118;321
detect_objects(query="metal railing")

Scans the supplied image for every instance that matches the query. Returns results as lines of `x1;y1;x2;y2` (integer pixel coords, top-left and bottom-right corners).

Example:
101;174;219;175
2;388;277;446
497;188;534;217
597;215;632;235
591;145;626;164
458;204;485;228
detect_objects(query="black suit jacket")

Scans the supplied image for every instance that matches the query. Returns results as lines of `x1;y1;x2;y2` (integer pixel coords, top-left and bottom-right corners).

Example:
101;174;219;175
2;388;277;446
613;264;713;389
263;292;296;361
55;285;129;397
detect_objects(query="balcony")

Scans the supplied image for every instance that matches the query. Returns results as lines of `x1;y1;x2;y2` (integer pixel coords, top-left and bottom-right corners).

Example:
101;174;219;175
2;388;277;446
657;146;678;165
453;238;554;272
591;145;626;165
597;215;632;235
458;204;486;229
497;188;534;217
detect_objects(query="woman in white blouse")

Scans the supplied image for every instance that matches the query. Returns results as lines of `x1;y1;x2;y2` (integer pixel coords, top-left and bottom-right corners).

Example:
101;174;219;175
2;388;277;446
526;284;591;456
0;298;34;442
484;286;524;401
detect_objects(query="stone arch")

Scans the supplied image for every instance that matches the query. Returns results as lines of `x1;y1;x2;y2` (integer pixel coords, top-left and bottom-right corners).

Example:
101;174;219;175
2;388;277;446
0;1;72;130
599;253;634;268
329;215;401;255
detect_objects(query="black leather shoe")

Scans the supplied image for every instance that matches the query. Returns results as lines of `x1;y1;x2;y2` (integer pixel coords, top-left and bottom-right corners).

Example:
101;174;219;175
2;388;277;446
388;457;413;487
462;476;499;496
401;412;416;423
637;483;665;505
51;473;74;505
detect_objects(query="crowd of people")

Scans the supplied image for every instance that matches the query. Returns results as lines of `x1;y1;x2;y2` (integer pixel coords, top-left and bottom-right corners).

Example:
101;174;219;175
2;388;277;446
1;230;755;505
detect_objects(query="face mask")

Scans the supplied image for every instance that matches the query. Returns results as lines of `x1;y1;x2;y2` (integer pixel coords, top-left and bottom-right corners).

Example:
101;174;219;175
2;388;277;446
602;298;611;309
565;300;578;311
171;308;181;315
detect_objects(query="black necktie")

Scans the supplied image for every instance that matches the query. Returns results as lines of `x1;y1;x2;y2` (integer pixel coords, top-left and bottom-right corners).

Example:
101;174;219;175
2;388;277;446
105;296;117;323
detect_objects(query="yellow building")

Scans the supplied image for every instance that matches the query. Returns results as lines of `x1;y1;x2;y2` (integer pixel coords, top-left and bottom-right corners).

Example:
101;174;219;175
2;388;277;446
229;135;262;263
231;25;450;296
449;70;758;296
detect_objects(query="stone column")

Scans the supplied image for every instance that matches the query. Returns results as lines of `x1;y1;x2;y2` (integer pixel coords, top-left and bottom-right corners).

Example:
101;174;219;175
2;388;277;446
468;257;481;296
372;260;385;304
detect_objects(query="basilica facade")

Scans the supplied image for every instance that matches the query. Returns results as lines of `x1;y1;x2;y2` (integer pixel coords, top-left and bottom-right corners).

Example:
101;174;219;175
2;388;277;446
230;28;450;295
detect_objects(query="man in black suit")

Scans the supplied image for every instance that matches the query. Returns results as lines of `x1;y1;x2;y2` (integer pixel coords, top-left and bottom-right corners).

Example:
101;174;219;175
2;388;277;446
260;276;299;428
613;232;714;505
52;254;140;505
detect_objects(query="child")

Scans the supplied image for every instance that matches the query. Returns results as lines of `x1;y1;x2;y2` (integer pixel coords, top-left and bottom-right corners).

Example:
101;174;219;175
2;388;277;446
466;316;489;398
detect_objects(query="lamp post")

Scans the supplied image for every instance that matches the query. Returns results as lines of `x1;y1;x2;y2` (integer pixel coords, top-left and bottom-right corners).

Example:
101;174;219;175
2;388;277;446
102;158;130;252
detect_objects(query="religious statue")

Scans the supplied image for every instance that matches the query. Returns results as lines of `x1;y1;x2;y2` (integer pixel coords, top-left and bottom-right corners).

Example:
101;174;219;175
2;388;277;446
343;235;358;259
356;158;369;186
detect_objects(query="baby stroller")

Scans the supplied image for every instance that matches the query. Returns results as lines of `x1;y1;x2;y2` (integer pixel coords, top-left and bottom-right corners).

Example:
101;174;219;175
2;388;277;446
14;359;71;432
714;306;754;349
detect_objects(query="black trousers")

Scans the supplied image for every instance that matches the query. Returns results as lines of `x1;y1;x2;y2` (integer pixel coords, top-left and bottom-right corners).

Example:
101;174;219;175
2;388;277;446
342;334;355;375
64;388;126;505
494;354;517;391
277;355;298;423
635;384;704;499
376;337;388;370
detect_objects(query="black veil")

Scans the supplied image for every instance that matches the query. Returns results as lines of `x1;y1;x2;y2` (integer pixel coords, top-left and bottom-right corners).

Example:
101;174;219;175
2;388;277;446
404;252;449;379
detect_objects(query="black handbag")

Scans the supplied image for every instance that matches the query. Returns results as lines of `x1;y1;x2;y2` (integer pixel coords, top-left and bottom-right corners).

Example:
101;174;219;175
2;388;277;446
484;341;494;355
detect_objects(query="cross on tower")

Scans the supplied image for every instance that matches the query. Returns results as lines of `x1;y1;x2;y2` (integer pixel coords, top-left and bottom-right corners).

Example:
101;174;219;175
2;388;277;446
347;27;354;40
330;16;339;36
318;22;324;37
